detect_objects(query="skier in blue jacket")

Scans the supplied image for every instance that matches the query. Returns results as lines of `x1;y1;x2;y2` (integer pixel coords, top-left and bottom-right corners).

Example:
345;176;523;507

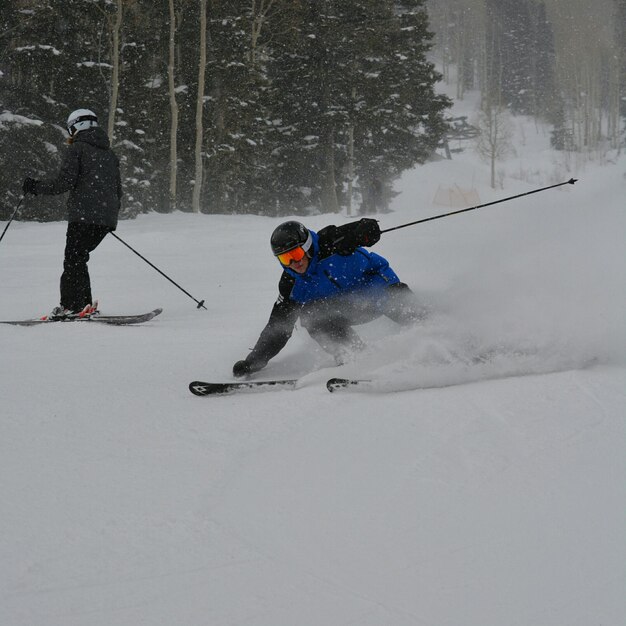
233;218;423;377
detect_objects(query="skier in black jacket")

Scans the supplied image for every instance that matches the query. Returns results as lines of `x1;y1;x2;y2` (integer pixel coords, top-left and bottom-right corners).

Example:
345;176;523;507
22;108;122;319
233;219;423;377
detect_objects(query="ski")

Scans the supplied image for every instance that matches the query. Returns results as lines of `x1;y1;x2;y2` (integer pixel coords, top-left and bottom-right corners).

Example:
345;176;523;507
0;307;163;327
326;377;371;392
189;378;298;397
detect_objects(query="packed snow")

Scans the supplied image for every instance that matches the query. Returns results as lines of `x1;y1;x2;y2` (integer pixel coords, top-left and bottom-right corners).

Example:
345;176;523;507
1;100;625;625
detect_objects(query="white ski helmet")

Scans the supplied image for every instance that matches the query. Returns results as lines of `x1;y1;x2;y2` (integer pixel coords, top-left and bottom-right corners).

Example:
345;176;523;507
66;108;98;135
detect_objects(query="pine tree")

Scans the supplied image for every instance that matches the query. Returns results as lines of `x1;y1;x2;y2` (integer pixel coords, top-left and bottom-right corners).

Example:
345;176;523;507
2;0;450;217
352;0;450;210
108;2;173;215
1;0;116;220
266;0;450;215
198;0;277;214
485;0;558;119
265;0;351;214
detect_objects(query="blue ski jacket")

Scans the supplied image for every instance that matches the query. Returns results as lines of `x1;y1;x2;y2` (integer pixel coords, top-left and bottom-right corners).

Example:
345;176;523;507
282;229;399;304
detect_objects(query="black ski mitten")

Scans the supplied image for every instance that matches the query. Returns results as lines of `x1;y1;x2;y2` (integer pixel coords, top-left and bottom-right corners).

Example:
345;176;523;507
355;218;381;246
335;218;381;255
232;357;266;378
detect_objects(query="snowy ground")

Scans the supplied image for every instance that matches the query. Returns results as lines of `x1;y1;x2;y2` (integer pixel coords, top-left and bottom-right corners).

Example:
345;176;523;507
1;107;625;625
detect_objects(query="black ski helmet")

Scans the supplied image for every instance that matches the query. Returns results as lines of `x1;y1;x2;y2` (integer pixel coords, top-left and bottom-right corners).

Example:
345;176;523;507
270;221;312;256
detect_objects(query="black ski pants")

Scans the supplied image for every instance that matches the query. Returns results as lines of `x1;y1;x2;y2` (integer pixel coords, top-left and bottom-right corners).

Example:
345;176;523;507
299;282;424;356
60;222;110;311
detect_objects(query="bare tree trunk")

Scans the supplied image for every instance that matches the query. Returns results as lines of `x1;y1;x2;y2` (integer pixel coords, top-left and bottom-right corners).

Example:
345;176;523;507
249;0;275;66
168;0;179;211
321;126;339;213
608;58;621;149
192;0;207;214
476;101;512;190
107;0;123;142
455;7;465;100
347;122;354;217
318;21;338;214
212;74;226;211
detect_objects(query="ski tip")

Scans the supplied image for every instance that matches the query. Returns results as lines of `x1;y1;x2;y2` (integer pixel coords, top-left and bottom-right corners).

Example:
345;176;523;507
326;378;352;392
189;381;203;396
326;377;371;392
189;381;222;396
190;381;209;396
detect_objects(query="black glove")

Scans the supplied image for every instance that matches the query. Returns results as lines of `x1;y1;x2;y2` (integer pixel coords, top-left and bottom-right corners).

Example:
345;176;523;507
355;218;381;246
233;358;265;378
22;177;38;195
335;218;381;255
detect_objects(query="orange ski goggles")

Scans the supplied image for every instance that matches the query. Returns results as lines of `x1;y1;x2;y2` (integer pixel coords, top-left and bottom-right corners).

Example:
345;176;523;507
276;245;307;266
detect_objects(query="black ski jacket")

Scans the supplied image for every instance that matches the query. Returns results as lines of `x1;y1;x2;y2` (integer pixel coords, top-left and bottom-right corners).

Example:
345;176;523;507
33;127;122;229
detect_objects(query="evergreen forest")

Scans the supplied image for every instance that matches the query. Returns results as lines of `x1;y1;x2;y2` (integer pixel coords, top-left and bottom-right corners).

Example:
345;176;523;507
1;0;624;220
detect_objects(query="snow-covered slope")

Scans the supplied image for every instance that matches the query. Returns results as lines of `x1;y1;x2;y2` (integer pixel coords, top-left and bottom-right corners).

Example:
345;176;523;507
1;111;625;625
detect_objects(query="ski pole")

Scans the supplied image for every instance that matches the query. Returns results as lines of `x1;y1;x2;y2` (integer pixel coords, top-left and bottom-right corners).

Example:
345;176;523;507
109;231;207;310
380;178;577;234
0;195;24;245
